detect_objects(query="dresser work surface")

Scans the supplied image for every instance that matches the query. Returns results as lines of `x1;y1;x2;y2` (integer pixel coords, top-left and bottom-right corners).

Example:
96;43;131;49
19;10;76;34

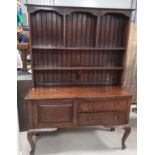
25;4;133;155
25;86;132;100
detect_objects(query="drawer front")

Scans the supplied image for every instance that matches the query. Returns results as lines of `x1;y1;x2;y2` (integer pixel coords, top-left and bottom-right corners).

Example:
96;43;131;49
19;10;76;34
78;111;128;126
38;104;73;123
78;99;129;112
78;102;90;112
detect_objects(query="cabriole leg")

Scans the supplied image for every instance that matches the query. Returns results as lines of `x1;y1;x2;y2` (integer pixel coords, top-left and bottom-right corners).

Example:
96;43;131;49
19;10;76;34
27;132;35;155
122;126;131;149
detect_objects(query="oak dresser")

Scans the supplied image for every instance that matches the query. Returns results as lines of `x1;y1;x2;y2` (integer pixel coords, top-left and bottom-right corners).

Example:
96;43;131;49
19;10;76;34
25;4;133;155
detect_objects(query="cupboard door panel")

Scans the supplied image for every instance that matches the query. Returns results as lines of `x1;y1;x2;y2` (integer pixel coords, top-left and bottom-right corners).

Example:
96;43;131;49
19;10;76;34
38;104;73;123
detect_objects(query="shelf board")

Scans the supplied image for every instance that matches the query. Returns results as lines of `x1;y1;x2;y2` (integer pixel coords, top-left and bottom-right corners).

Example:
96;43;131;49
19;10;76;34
31;46;126;51
36;82;120;87
33;66;123;71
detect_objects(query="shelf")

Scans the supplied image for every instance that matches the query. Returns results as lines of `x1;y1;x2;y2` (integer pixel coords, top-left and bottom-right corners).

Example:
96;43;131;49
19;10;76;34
31;46;126;51
36;82;120;87
33;66;123;71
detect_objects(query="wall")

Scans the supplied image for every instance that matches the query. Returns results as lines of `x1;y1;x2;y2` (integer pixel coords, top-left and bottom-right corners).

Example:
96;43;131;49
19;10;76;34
123;22;137;103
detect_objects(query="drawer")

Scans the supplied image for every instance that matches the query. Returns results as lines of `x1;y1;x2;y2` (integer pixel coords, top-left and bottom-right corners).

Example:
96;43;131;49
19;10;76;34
78;111;128;126
78;99;129;112
38;104;73;123
78;102;90;112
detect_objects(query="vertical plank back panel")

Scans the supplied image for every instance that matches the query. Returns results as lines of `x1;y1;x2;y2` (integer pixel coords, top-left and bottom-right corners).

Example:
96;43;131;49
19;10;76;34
66;12;97;47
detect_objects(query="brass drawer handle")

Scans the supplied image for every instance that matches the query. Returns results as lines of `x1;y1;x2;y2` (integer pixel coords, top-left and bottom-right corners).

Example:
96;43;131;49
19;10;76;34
114;115;117;121
115;103;118;108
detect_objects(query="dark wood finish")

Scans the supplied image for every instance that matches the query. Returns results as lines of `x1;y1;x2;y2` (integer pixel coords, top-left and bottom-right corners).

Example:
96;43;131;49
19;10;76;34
31;46;126;50
122;126;131;149
73;102;78;126
25;4;133;154
78;98;129;112
25;86;132;100
27;5;131;87
26;128;59;155
38;104;73;123
33;66;123;70
78;111;128;126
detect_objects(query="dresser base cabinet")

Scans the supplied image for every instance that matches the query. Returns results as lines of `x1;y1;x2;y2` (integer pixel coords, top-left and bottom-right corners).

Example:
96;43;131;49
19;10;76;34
25;86;132;155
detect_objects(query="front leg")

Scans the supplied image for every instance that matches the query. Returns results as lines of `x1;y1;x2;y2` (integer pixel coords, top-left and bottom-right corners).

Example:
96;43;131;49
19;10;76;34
27;131;36;155
27;128;57;155
122;126;131;149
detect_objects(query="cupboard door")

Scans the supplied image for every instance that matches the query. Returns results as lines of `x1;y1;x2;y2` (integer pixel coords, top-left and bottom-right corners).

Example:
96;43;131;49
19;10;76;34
38;104;73;123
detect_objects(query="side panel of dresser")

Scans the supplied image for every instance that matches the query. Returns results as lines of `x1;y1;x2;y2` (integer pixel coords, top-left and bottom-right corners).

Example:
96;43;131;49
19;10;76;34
27;97;131;129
